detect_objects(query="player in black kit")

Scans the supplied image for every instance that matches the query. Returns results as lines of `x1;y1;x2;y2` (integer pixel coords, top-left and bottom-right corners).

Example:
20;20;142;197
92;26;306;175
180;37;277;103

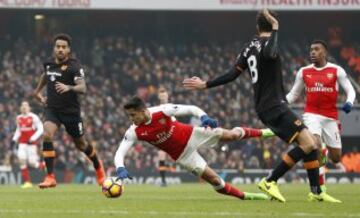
183;10;340;203
33;34;105;188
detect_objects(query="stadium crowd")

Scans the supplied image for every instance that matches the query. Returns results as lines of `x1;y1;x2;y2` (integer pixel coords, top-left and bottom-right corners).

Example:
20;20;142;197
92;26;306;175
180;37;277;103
0;34;359;174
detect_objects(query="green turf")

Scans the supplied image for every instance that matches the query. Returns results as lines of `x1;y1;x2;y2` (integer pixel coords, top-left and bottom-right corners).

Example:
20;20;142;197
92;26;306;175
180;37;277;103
0;183;359;218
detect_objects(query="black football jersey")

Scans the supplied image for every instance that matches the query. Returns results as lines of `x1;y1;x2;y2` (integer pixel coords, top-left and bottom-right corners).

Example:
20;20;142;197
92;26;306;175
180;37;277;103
235;35;287;114
43;58;85;114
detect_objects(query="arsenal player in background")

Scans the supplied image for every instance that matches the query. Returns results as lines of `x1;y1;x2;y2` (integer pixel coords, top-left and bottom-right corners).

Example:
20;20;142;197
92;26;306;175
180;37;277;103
12;101;44;188
114;96;274;201
287;40;356;197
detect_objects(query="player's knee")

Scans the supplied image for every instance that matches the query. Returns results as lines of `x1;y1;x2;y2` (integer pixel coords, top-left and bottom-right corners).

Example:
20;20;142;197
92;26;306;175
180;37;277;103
43;131;54;141
330;153;341;163
299;144;316;154
75;143;87;151
227;128;242;140
209;176;222;187
19;159;26;169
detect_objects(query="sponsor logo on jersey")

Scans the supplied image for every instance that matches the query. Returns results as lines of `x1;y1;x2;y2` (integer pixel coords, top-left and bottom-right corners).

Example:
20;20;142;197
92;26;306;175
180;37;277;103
47;71;62;82
150;125;175;145
306;82;334;93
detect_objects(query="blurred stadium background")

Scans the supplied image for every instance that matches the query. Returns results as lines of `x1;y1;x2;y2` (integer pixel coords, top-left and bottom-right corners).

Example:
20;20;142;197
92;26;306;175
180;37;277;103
0;1;360;186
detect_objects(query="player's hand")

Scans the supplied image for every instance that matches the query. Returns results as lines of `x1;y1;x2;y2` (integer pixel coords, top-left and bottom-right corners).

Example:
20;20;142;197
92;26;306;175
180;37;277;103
183;77;207;90
33;92;47;106
263;9;279;30
200;115;218;128
116;167;133;180
342;102;353;114
55;82;71;94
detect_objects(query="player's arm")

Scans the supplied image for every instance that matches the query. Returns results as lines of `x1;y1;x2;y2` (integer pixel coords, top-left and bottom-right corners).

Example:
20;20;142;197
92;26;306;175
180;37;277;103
286;69;305;104
55;67;86;94
338;67;356;113
29;114;44;143
182;66;242;90
33;73;47;105
262;9;279;59
162;104;218;127
12;119;20;143
114;127;137;179
162;104;207;117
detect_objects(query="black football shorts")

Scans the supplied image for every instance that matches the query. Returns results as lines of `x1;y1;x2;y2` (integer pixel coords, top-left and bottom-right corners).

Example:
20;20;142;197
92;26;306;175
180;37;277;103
44;108;84;138
258;105;307;144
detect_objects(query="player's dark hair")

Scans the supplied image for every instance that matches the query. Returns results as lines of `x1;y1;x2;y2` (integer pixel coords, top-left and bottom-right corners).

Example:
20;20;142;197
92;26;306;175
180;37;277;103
311;40;328;51
124;96;146;110
256;10;278;33
53;33;72;47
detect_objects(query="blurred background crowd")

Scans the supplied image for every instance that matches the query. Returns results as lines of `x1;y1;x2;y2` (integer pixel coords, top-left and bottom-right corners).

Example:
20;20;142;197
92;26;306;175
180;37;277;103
0;11;359;175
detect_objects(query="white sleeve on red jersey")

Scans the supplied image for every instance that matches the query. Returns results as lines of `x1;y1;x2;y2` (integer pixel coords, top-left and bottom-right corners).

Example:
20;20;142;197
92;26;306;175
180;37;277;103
114;125;138;168
29;113;44;142
161;103;207;118
337;66;356;104
286;69;305;104
12;116;21;142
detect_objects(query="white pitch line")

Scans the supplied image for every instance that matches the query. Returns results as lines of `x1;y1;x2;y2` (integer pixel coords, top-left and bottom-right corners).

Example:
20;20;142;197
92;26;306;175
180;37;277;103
0;209;359;217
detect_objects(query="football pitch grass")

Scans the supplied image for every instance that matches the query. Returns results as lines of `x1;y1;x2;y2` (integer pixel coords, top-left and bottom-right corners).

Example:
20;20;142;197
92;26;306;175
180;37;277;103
0;183;359;218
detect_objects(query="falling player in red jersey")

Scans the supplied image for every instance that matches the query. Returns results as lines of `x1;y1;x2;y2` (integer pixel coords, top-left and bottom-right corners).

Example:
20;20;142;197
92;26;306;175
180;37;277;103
287;40;356;198
12;101;44;188
115;96;273;201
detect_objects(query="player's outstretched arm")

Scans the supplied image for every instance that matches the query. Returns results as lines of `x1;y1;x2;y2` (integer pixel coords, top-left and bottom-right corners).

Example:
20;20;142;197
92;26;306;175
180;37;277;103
33;73;47;105
262;9;279;59
183;66;242;90
114;127;137;180
162;104;218;128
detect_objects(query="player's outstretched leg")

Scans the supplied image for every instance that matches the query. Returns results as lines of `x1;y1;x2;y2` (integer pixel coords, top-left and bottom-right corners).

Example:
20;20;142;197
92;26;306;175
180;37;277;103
201;166;269;201
221;127;274;142
74;137;105;185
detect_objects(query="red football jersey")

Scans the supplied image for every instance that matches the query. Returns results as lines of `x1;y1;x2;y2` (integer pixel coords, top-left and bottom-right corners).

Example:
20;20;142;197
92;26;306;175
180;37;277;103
134;111;193;160
287;63;355;120
13;113;43;144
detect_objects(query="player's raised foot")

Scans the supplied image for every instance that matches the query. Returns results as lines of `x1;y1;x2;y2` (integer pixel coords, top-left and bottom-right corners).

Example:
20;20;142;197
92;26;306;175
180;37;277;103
261;128;275;138
257;177;286;203
244;192;270;200
21;182;33;189
96;161;106;186
308;192;342;203
38;174;57;189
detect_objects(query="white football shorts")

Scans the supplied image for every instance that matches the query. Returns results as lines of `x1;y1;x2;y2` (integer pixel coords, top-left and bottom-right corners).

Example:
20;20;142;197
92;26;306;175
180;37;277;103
176;127;223;176
303;113;341;149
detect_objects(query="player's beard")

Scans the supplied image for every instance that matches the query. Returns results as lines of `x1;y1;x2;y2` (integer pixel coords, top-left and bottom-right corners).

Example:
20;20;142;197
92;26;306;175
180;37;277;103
55;52;68;63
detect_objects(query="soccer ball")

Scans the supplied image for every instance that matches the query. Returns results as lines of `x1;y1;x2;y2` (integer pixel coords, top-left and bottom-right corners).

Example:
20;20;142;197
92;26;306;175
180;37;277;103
102;177;124;198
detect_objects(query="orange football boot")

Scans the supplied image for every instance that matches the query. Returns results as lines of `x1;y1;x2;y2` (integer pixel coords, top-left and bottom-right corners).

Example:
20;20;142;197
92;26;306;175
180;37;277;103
95;161;106;185
38;174;57;189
